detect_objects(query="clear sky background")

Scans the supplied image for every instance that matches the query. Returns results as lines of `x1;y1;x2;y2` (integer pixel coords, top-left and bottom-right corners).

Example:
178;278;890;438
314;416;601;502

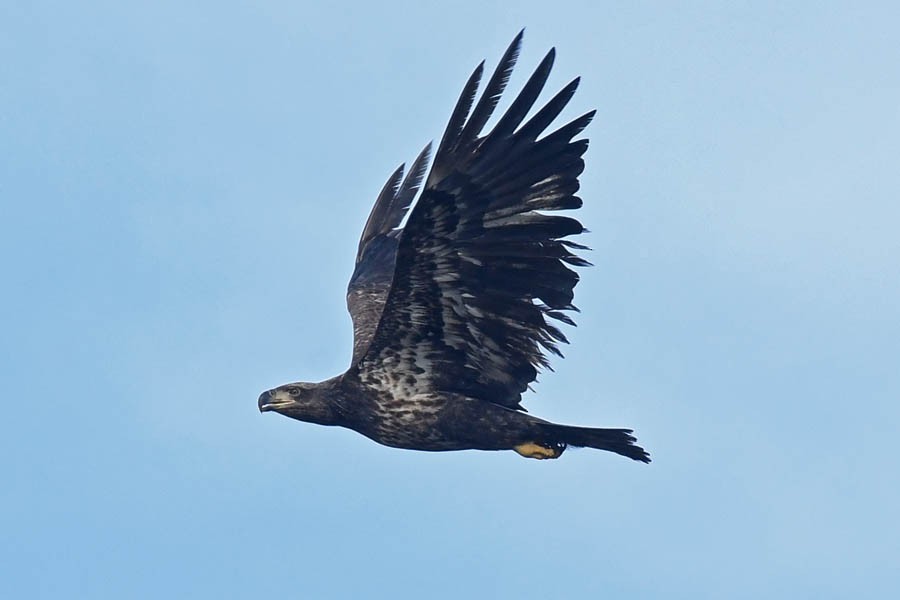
2;2;898;598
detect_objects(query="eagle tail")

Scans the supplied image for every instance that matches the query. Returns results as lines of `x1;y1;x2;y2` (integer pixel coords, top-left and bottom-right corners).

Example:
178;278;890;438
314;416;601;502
540;423;651;463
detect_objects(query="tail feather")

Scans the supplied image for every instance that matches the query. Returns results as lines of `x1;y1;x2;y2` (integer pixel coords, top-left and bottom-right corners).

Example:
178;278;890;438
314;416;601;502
541;423;651;463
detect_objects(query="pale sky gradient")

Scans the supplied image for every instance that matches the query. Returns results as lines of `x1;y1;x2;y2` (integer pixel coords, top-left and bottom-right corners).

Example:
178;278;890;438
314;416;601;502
2;2;899;598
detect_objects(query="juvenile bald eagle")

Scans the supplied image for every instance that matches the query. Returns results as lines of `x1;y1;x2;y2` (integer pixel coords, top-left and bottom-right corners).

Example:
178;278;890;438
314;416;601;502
258;32;649;462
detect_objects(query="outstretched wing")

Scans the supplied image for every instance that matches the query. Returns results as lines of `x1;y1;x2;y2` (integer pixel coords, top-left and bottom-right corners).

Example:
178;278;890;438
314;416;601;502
357;32;593;410
346;144;431;363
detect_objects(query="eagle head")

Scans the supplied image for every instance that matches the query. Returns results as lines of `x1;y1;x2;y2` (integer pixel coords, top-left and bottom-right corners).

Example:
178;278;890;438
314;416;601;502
258;380;339;426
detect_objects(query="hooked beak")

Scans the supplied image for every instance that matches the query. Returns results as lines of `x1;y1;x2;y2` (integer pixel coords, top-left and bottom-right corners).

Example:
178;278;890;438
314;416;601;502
258;390;277;412
258;389;296;413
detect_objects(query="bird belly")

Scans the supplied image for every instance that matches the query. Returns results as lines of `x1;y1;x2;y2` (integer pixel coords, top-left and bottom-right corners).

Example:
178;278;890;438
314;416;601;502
351;391;526;452
364;392;462;450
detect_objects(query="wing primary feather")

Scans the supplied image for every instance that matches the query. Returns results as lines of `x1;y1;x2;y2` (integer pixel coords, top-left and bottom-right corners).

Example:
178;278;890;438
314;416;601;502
538;110;596;144
396;142;432;211
357;164;405;261
429;62;484;186
457;30;524;146
486;47;555;140
516;77;580;142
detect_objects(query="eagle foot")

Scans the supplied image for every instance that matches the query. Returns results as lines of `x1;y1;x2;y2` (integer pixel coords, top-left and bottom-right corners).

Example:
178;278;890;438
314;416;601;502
513;442;565;460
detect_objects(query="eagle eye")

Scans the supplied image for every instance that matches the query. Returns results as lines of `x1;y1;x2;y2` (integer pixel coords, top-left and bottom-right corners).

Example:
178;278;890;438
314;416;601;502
285;386;301;396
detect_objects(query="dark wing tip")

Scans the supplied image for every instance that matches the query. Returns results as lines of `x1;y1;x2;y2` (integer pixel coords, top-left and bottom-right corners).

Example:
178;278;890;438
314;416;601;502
457;32;526;146
395;142;433;210
514;27;526;42
487;46;556;141
357;164;405;258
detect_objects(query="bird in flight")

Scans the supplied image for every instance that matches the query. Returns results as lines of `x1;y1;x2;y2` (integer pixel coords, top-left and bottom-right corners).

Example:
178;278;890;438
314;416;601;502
258;32;649;462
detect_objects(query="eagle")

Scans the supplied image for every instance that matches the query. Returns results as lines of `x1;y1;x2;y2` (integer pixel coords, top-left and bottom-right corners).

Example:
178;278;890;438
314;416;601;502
258;32;649;462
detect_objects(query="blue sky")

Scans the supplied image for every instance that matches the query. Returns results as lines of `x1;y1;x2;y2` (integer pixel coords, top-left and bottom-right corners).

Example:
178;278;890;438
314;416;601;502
2;1;899;598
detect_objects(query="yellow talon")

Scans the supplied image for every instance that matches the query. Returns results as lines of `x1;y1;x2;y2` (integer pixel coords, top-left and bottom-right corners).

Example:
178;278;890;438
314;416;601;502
514;442;562;460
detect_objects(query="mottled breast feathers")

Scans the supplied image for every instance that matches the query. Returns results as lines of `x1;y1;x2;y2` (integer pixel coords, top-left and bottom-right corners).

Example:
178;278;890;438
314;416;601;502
347;31;593;411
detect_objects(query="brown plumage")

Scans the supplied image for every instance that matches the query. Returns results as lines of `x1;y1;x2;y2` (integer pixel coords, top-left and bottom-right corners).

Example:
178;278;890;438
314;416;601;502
258;32;650;463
